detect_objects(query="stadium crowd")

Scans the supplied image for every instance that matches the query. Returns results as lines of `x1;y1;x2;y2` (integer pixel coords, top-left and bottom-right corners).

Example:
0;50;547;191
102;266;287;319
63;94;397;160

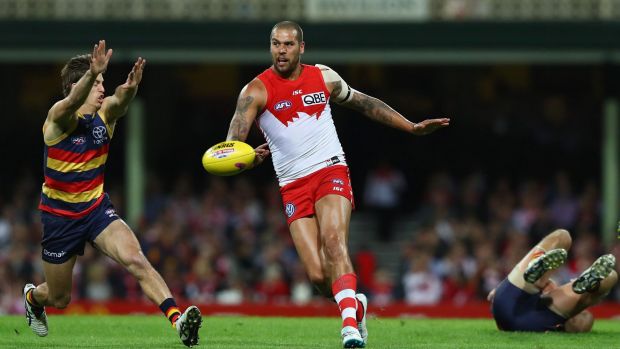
0;62;612;313
1;167;616;314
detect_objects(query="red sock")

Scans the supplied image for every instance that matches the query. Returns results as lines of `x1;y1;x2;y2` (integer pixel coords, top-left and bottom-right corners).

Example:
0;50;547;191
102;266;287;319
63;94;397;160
332;273;358;329
355;298;364;321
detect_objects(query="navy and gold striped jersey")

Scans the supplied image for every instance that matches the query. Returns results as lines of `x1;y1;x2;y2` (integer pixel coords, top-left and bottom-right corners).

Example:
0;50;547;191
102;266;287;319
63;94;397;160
39;112;114;218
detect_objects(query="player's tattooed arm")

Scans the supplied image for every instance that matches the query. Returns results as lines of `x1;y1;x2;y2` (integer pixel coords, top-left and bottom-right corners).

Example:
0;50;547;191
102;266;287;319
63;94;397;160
226;79;266;141
344;91;412;131
344;90;450;136
227;95;253;141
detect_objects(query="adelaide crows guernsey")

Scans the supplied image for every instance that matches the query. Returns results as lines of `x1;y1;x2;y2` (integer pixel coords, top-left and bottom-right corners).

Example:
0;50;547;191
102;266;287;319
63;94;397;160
39;112;113;218
256;64;346;186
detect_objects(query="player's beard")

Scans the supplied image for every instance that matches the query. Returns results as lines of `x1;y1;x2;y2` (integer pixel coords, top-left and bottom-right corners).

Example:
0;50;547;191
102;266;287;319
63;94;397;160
274;55;300;78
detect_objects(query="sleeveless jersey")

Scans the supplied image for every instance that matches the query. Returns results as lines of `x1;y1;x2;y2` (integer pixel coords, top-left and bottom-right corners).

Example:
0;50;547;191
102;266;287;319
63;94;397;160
39;112;113;218
256;64;346;186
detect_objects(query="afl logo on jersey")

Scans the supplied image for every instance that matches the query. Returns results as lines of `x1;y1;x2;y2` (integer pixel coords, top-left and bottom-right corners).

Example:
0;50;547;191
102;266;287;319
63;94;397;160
274;100;292;111
285;202;296;217
302;92;326;106
71;136;86;145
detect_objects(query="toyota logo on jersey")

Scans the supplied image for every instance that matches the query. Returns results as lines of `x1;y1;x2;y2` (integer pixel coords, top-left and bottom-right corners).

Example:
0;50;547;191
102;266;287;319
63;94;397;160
92;126;108;145
93;126;107;139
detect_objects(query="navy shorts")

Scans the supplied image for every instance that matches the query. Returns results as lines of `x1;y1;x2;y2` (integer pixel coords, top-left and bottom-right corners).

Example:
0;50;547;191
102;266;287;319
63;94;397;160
40;194;119;264
491;279;566;332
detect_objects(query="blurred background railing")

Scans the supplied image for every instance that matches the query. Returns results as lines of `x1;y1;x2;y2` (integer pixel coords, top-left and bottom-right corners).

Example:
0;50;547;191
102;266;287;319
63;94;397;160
1;0;620;21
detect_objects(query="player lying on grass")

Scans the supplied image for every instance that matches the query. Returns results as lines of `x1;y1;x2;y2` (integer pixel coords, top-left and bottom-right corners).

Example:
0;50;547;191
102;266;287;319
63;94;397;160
24;40;202;347
488;229;617;332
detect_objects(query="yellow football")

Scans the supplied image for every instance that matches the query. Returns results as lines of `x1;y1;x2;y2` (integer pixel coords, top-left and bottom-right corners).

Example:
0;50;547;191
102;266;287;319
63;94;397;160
202;141;255;176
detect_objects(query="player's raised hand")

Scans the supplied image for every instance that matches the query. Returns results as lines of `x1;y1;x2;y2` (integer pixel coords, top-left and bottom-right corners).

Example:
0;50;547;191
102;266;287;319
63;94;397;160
90;40;113;75
251;143;271;168
411;118;450;136
121;57;146;89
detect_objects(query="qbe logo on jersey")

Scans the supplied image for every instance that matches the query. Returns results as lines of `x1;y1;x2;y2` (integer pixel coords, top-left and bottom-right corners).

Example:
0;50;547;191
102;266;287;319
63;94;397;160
302;92;326;106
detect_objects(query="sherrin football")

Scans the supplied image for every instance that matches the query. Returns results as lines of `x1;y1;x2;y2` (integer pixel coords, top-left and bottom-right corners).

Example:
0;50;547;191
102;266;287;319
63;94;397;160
202;141;255;176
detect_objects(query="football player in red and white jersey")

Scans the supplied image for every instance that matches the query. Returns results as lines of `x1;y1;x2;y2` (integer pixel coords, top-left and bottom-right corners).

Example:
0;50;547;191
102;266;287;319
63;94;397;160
225;21;449;348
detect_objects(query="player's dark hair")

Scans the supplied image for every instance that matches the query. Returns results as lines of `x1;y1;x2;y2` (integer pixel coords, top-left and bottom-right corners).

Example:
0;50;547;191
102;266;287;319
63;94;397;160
61;54;91;97
271;21;303;43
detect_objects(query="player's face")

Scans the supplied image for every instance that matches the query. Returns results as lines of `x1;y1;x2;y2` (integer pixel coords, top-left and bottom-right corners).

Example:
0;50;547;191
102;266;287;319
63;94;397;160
86;74;105;109
270;28;304;77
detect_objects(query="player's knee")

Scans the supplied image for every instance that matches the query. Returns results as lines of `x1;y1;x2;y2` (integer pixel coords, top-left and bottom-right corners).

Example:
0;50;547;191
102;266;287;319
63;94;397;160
551;229;572;249
322;231;347;260
565;310;593;333
50;294;71;309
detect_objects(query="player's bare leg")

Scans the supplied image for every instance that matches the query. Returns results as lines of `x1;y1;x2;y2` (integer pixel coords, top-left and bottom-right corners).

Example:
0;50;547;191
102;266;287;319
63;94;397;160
24;255;77;336
290;217;332;297
315;194;365;348
508;229;572;293
94;220;172;303
94;220;202;347
549;255;618;316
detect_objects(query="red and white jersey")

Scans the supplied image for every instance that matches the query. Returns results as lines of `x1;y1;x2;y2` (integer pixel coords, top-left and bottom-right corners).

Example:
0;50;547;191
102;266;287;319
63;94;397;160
256;64;346;186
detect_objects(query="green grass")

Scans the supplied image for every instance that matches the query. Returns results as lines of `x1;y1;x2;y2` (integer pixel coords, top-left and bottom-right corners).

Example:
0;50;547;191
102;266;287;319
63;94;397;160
0;315;618;349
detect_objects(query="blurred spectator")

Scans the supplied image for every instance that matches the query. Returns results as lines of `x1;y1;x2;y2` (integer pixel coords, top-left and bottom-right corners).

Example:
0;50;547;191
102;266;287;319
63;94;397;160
363;161;407;242
548;172;579;230
370;269;394;307
290;263;313;305
354;244;377;293
402;251;442;305
0;168;609;312
85;261;113;301
255;264;289;303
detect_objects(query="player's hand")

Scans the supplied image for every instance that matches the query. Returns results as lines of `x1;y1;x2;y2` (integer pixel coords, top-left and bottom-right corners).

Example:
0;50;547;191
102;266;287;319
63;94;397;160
90;40;113;76
121;57;146;89
486;288;496;302
251;143;270;168
411;118;450;135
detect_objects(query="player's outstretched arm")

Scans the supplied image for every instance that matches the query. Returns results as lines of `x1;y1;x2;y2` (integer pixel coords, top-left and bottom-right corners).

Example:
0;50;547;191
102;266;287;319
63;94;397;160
343;90;450;136
319;64;449;136
101;57;146;124
226;79;266;142
48;40;112;125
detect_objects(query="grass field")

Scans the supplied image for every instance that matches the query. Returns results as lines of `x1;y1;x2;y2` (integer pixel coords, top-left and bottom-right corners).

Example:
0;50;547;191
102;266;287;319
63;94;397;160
0;315;618;349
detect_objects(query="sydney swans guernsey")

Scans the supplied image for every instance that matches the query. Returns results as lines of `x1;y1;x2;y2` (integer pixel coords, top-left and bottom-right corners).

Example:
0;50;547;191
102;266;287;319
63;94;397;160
256;64;346;186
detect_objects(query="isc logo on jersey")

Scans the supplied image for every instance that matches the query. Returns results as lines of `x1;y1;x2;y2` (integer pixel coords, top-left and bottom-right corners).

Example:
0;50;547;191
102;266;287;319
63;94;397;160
302;92;326;106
